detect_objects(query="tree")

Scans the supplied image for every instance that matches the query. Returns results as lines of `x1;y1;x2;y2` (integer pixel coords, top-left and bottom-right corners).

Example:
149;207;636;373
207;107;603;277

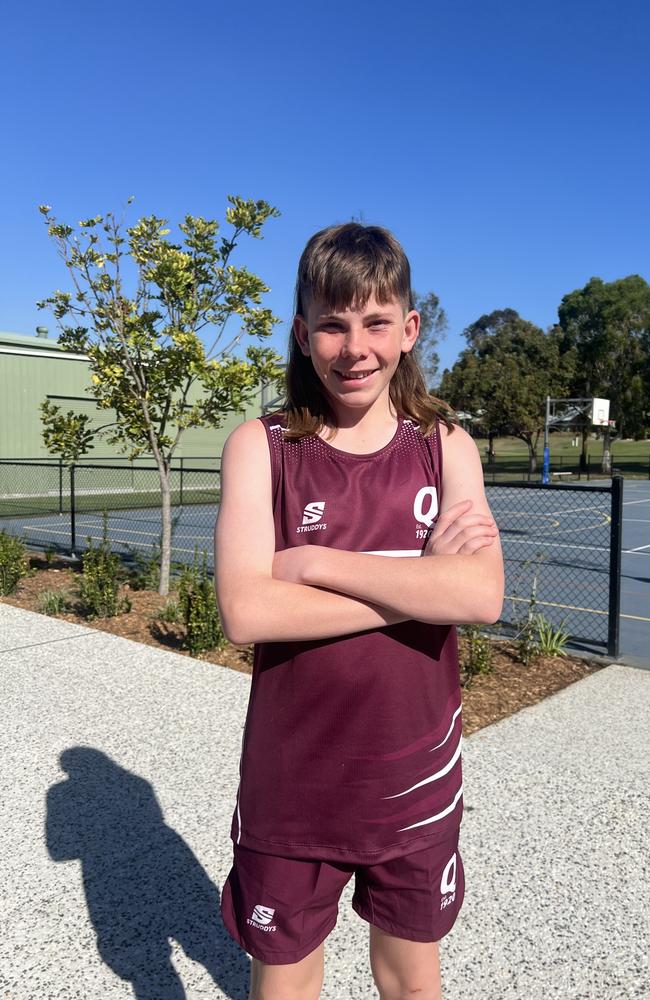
40;401;97;465
413;291;448;388
38;197;283;595
557;275;650;472
440;310;574;473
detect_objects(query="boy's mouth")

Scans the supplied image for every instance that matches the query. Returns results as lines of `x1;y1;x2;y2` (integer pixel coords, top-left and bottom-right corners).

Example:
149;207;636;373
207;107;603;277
334;369;378;383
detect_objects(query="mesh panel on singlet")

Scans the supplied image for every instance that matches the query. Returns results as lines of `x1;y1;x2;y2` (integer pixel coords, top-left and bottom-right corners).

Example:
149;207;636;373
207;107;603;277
231;414;464;864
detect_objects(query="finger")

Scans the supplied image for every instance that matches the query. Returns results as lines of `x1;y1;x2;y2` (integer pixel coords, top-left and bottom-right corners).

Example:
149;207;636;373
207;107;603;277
429;501;475;537
434;517;497;545
435;500;473;527
459;535;498;554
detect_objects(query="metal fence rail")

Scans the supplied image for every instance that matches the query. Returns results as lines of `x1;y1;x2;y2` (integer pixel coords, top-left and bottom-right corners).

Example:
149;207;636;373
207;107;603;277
0;461;623;656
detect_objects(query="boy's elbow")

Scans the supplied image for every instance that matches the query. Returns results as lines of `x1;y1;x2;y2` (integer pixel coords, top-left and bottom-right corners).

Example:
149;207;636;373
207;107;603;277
215;589;252;646
477;583;504;625
476;599;503;626
218;603;255;646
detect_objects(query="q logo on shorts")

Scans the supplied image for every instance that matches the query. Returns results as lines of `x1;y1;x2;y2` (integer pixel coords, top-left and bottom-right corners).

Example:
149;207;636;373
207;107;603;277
440;853;457;895
413;486;438;527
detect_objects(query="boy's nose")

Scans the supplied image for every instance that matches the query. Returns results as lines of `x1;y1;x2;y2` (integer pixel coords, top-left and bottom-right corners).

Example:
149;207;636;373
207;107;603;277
341;327;369;358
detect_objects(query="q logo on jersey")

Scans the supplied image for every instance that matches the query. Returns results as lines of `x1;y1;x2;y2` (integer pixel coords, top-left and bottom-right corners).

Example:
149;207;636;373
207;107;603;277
413;486;438;527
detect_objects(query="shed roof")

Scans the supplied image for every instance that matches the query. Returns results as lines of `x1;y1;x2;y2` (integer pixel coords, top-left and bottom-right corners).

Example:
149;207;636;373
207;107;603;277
0;331;66;352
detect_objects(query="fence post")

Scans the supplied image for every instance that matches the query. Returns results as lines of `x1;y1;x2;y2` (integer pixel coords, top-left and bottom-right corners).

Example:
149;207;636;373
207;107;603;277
69;464;77;558
607;475;624;657
58;459;63;514
180;457;184;507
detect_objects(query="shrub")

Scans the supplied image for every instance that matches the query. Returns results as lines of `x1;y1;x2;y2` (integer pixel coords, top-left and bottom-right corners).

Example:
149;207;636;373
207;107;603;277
78;516;130;619
178;554;224;655
154;598;182;624
516;617;540;666
535;615;569;657
459;624;493;682
126;545;161;591
37;589;71;616
0;532;28;596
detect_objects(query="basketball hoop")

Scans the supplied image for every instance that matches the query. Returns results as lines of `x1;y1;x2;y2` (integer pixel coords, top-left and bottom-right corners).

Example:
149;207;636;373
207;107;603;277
589;397;610;427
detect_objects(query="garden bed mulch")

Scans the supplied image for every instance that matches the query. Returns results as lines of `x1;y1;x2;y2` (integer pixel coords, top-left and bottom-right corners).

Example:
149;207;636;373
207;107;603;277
2;555;607;736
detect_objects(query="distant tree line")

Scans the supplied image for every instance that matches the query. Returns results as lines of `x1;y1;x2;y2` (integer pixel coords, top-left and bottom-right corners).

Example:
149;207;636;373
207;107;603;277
430;275;650;474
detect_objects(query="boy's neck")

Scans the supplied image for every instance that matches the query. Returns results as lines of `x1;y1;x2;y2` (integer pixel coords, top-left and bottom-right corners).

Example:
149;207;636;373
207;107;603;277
320;398;400;454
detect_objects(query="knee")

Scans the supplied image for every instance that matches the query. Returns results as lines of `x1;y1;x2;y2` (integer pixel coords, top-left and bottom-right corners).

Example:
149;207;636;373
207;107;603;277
373;964;442;1000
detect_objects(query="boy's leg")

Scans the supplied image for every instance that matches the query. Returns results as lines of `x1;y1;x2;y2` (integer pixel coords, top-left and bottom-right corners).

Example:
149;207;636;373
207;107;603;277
249;944;325;1000
221;844;353;992
352;830;464;1000
368;926;441;1000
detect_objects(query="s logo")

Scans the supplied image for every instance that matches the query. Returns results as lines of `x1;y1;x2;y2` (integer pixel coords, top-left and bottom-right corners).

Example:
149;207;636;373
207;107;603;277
413;487;438;527
252;905;276;925
302;501;326;525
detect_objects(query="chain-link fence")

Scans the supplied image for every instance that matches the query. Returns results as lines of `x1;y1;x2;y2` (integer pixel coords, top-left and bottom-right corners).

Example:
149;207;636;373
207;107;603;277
0;459;220;571
485;478;623;655
0;461;623;655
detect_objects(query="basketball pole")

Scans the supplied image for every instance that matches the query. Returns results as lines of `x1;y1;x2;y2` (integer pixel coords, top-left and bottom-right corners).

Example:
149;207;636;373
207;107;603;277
542;396;551;484
540;397;608;483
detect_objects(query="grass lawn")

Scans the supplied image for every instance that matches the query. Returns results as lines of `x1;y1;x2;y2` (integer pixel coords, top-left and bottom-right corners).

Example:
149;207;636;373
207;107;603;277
476;431;650;480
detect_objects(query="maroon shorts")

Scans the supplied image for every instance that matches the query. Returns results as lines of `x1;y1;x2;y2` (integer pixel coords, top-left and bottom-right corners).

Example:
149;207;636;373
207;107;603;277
220;828;465;965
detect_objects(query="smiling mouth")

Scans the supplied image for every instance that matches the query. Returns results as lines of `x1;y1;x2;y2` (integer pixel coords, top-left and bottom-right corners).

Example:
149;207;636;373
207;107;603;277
334;369;378;381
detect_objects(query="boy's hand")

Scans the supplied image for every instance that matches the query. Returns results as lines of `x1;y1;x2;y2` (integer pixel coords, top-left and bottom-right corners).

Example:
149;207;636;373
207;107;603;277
273;545;311;585
424;500;498;557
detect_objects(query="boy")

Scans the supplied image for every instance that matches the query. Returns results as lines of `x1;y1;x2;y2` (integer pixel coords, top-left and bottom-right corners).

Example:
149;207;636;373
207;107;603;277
215;223;503;999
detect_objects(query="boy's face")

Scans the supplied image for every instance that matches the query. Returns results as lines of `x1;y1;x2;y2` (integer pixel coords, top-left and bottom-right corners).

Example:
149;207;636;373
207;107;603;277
293;294;420;419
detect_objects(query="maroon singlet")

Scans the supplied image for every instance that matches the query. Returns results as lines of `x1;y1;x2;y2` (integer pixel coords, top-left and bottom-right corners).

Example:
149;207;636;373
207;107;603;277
230;413;463;864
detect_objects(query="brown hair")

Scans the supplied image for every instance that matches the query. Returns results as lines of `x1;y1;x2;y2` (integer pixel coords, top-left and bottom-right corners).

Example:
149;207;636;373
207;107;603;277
283;222;455;438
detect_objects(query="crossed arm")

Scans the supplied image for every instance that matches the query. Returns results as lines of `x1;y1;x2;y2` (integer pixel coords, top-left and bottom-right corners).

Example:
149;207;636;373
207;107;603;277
214;419;504;645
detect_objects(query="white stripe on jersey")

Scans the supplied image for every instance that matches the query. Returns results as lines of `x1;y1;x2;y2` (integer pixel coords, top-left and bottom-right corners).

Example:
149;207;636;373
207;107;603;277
430;703;463;751
397;783;464;832
362;549;423;557
383;736;463;799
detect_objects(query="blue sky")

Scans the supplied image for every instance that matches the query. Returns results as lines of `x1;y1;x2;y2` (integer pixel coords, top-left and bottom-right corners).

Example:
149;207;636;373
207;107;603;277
2;0;649;375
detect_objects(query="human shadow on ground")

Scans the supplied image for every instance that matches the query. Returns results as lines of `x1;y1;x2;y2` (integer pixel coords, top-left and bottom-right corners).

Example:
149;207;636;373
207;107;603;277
46;746;249;1000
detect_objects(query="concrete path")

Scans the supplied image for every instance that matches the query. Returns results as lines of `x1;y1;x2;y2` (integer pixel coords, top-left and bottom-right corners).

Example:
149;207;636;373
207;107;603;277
1;604;648;999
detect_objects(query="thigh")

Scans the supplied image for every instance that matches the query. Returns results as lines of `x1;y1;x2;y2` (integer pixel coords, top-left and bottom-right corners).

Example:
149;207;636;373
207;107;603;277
221;844;353;966
352;828;465;944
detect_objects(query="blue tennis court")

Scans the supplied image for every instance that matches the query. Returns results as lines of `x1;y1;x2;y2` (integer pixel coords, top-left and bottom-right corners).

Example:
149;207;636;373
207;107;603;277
2;480;649;659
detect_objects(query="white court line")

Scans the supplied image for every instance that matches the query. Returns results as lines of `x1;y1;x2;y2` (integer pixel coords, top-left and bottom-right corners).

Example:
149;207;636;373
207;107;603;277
503;537;608;554
499;537;649;557
25;525;212;542
23;524;649;556
628;543;650;552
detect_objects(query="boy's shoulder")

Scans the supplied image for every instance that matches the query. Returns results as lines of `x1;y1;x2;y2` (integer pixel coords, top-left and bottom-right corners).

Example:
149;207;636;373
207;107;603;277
438;421;475;448
438;422;483;481
223;416;268;455
223;411;288;454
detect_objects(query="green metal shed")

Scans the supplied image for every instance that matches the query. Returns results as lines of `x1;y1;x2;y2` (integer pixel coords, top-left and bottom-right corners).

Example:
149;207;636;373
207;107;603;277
0;328;274;463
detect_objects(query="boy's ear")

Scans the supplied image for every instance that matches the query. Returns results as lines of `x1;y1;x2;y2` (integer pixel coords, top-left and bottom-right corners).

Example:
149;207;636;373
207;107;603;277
293;315;311;356
401;309;420;354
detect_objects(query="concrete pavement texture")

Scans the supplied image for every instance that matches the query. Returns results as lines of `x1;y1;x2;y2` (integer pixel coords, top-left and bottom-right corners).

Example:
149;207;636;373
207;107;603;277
1;602;648;1000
